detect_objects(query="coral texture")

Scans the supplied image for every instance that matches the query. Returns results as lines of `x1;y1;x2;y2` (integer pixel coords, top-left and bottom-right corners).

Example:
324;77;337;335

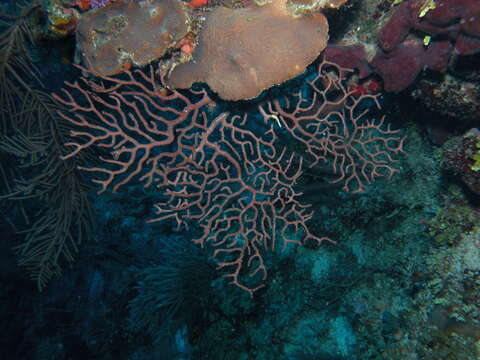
373;0;480;91
76;0;189;75
53;60;404;294
324;45;372;79
443;128;480;195
379;0;480;55
167;0;329;100
332;0;480;94
284;0;350;16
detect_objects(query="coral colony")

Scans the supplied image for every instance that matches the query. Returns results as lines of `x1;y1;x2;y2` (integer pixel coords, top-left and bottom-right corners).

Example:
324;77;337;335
54;59;404;294
326;0;480;92
52;0;405;295
3;0;480;358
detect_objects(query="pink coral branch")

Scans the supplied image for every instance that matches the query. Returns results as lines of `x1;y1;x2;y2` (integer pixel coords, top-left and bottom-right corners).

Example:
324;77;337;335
259;61;406;193
53;59;403;295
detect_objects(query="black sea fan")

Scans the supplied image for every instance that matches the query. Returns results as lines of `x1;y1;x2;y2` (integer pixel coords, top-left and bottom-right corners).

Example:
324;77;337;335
127;234;215;344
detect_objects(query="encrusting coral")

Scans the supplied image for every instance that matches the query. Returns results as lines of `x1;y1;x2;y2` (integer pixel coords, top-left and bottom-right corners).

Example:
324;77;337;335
76;0;190;75
167;0;348;101
48;0;349;100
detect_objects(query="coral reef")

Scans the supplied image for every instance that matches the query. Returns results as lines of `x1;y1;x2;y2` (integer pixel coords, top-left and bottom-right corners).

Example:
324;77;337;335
324;0;480;122
324;44;373;78
373;0;480;93
411;71;480;122
2;0;480;359
0;0;92;290
167;0;330;100
76;0;190;75
371;39;453;92
42;0;80;37
426;196;476;246
443;128;480;195
372;39;426;92
53;59;404;294
378;0;480;56
284;0;350;17
43;0;350;100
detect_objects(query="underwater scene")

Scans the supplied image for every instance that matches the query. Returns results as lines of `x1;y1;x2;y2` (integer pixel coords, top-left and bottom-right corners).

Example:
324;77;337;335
0;0;479;359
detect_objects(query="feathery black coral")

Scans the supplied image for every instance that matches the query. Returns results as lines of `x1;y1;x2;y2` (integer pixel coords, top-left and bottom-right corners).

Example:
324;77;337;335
0;1;93;291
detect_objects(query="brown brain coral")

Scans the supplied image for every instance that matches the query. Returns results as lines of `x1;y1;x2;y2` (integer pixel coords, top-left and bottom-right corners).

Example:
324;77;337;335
77;0;189;75
166;0;330;101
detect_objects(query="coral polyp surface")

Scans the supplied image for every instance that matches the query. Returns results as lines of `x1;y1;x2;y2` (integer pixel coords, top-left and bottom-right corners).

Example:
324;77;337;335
167;0;331;100
76;0;189;75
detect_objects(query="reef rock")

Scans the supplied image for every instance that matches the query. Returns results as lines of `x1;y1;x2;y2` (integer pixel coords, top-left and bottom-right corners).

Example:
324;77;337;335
443;128;480;195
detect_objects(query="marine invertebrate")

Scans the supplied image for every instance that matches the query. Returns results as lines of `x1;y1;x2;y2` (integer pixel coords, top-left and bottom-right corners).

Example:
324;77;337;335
0;1;92;290
54;63;329;295
328;0;480;95
284;0;350;16
54;59;404;295
76;0;190;75
324;45;373;79
259;61;405;193
127;235;215;344
378;0;480;55
166;0;331;100
443;128;480;195
373;41;426;93
43;0;80;37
